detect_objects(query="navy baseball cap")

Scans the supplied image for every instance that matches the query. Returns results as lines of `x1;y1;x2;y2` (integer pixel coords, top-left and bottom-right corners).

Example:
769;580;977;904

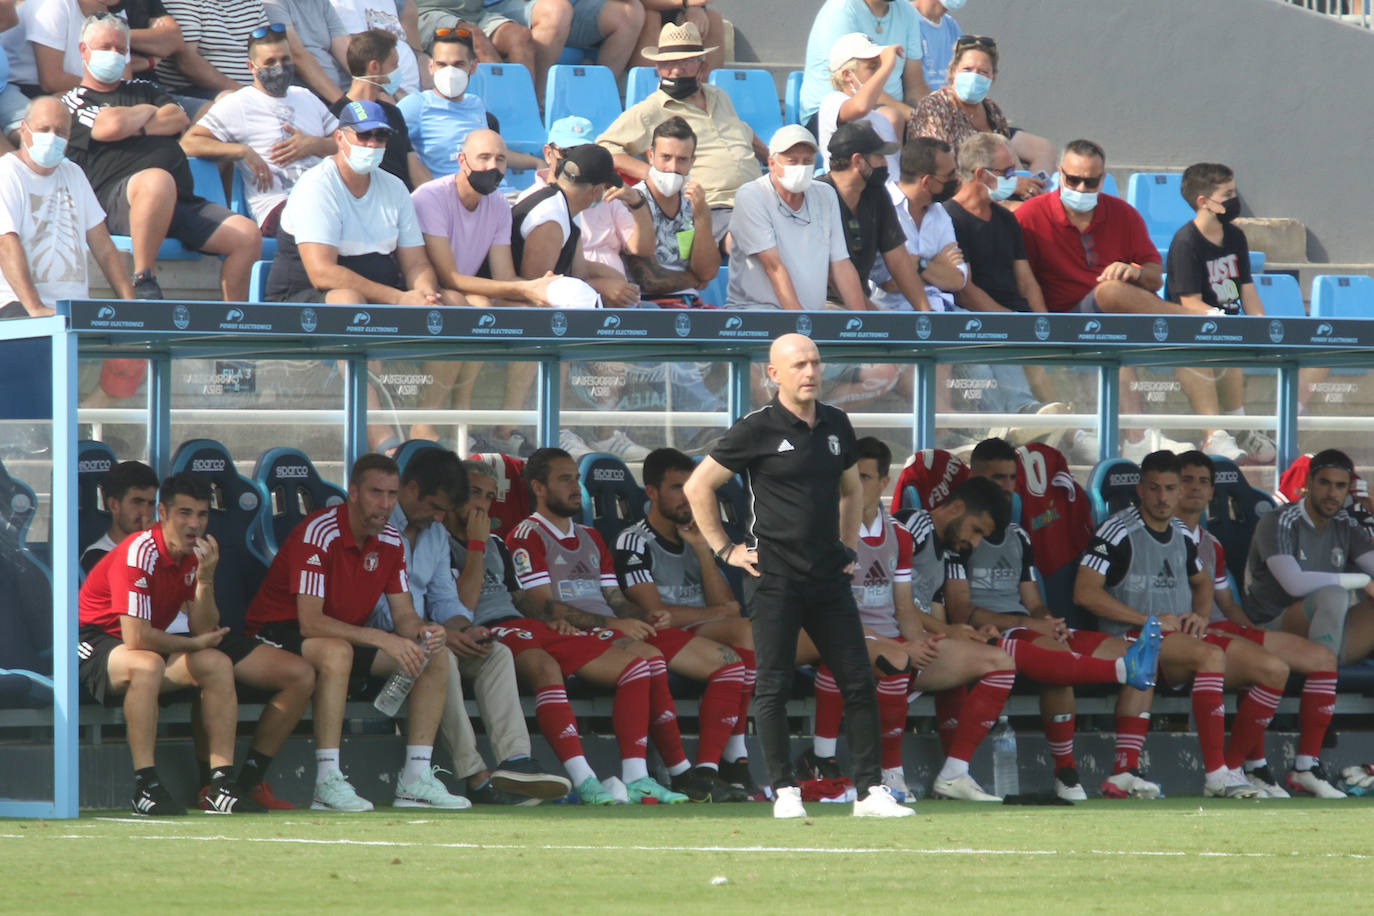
337;99;391;134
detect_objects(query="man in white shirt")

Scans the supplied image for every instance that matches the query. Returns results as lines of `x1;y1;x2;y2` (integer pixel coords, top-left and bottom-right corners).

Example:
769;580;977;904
24;0;124;95
80;458;160;574
0;94;133;317
181;24;338;235
870;134;967;311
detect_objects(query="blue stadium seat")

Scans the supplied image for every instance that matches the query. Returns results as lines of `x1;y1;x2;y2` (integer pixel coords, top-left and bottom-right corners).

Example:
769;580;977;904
77;440;119;555
170;439;269;632
392;438;444;475
0;455;37;545
249;259;271;303
1253;273;1305;317
1204;456;1275;588
625;65;657;108
708;68;782;143
544;65;623;139
1249;251;1266;273
784;70;803;126
1125;171;1192;255
1088;457;1140;526
474;63;546;157
700;262;728;308
577;452;645;545
0;454;52;704
556;45;593;65
110;157;231;262
501;168;537;194
251;447;346;558
1310;274;1374;319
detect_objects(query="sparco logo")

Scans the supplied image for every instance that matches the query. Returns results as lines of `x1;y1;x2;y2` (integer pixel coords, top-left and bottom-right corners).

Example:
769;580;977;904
275;466;310;479
78;459;111;473
191;458;226;472
592;468;625;482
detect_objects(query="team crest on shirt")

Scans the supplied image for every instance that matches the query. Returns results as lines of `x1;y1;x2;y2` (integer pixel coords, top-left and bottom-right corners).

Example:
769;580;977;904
184;571;195;586
1333;547;1346;568
512;548;533;577
363;551;380;572
828;434;840;455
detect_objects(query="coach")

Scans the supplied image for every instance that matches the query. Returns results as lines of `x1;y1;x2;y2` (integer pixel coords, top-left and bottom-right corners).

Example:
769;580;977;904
683;333;911;820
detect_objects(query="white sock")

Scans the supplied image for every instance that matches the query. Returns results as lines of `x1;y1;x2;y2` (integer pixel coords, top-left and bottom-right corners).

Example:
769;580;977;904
813;736;838;758
1245;757;1268;772
723;735;748;762
1113;657;1127;683
315;748;340;782
622;757;649;783
937;757;969;782
1206;766;1228;783
882;766;905;784
401;745;433;782
564;755;596;786
695;761;719;772
1295;754;1318;771
666;759;691;777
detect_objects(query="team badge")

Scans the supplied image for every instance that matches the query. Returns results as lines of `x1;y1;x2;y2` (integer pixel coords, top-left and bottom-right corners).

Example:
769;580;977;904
513;548;533;577
184;571;195;586
363;551;379;572
1333;547;1346;568
827;434;840;455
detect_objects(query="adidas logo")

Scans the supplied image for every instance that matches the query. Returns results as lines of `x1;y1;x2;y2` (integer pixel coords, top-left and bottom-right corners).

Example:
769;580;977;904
979;719;996;730
776;440;794;453
1211;706;1226;717
134;577;148;588
133;794;155;813
559;724;578;739
723;716;738;727
655;711;677;724
306;554;323;567
635;736;648;747
1320;703;1335;716
203;790;236;814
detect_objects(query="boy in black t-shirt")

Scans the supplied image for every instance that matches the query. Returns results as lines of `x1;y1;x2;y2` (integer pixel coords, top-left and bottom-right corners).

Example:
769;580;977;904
1164;162;1273;463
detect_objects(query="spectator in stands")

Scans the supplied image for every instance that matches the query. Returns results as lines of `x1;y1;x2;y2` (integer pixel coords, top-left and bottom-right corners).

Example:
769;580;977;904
631;0;724;71
412;0;534;96
0;95;134;316
331;29;427;190
331;0;422;96
799;0;927;133
817;33;903;174
262;0;352;101
0;0;22;148
598;21;766;239
913;0;961;91
1165;162;1274;463
263;99;460;304
244;453;468;812
908;34;1054;199
154;0;270;98
112;0;187;80
365;447;571;804
80;458;159;574
79;472;315;815
63;15;261;300
180;24;339;237
25;0;135;95
726;124;867;311
867;135;964;311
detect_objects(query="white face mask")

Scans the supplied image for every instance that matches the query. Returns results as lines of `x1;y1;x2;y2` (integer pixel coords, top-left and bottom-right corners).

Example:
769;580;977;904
345;138;386;174
647;165;685;198
26;131;67;169
777;162;813;194
433;65;469;99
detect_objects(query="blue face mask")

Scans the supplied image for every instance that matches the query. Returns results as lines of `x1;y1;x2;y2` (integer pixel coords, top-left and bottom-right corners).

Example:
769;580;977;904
952;71;991;104
1059;186;1098;213
989;172;1017;202
27;131;67;169
87;48;127;84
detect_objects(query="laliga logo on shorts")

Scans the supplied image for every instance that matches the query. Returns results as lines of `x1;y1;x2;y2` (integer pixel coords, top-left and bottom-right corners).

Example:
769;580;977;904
964;318;982;332
173;304;191;330
1316;322;1334;337
1153;317;1169;342
602;314;621;329
190;457;226;472
275;465;310;479
363;551;379;572
1200;320;1219;335
844;317;863;331
1034;316;1051;341
724;316;743;330
1084;319;1102;334
1268;319;1284;343
551;311;568;336
426;310;443;335
915;315;931;339
795;314;812;336
674;313;691;337
97;305;116;319
478;312;497;328
300;308;318;333
352;311;371;326
224;308;245;323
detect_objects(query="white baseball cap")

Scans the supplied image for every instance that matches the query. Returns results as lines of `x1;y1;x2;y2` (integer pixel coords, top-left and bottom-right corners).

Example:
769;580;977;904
829;32;885;73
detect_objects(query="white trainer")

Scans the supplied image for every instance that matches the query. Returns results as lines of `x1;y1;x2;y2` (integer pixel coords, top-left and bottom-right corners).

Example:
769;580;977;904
1099;769;1163;799
853;784;916;817
1202;429;1244;460
932;773;1001;802
311;770;374;812
1237;429;1277;463
558;428;593;460
395;766;473;809
1054;767;1089;802
773;785;807;819
587;429;650;461
1286;765;1347;799
1243;765;1290;798
1203;768;1261;799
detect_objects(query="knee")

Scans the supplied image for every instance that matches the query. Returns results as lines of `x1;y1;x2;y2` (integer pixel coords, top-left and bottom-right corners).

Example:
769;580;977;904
310;638;354;676
191;648;235;684
128;168;176;199
532;0;572;30
126;650;166;682
1312;646;1339;672
1201;644;1225;672
610;0;645;31
1314;585;1348;613
1263;655;1290;688
288;658;317;694
224;215;263;255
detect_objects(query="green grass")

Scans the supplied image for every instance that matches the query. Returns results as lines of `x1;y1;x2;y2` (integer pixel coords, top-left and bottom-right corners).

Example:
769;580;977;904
4;799;1371;913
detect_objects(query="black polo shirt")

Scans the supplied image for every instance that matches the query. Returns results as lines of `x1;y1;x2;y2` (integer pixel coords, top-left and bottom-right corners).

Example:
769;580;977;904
709;396;858;580
818;173;907;285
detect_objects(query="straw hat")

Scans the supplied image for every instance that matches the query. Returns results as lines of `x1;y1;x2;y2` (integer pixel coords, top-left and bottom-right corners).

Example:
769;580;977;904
641;21;718;62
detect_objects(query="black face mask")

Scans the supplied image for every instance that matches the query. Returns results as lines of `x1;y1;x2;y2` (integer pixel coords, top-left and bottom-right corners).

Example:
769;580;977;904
865;164;889;188
929;177;958;203
659;75;698;100
467;167;504;196
257;62;294;98
1217;197;1241;224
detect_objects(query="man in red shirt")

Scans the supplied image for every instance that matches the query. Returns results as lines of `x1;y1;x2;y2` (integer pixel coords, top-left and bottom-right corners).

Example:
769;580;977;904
78;473;313;816
246;454;467;812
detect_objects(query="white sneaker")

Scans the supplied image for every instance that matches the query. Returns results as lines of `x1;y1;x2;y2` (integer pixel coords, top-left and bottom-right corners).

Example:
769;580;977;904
311;770;374;812
1054;767;1088;801
932;773;1001;802
1237;429;1277;463
587;429;650;461
1286;764;1347;799
1122;429;1196;463
395;766;473;809
1202;429;1244;460
558;428;593;460
1203;768;1261;799
881;768;917;803
1099;769;1163;799
1243;765;1290;798
853;784;916;817
1070;429;1100;465
487;430;529;457
773;785;807;819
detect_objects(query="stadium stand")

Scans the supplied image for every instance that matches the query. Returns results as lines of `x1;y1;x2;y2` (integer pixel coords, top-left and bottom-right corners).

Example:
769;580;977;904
76;440;118;555
625;65;658;108
1311;274;1374;319
783;70;803;126
707;68;783;142
473;63;546;158
251;446;346;557
576;451;646;544
1088;457;1141;526
544;64;624;139
1254;273;1306;317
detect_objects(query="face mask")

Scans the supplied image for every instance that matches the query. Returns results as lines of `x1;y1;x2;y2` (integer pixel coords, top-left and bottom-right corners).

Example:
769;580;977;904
433;65;469;99
345;138;385;174
87;48;127;84
466;165;504;195
943;0;967;10
26;131;67;168
256;62;294;98
1216;197;1241;224
659;75;698;100
777;162;813;194
865;163;889;188
366;69;402;95
988;171;1017;202
647;165;685;197
1059;186;1098;213
952;71;991;104
928;177;957;203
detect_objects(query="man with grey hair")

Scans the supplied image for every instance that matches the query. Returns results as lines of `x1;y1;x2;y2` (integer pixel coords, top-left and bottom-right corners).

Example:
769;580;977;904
0;95;134;316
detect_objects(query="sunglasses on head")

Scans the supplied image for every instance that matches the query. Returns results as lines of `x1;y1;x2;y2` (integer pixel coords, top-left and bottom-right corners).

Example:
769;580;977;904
249;23;287;39
954;35;997;51
434;26;473;39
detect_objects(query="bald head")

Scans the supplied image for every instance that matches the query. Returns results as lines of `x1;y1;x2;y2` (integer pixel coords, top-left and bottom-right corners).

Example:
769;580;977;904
768;332;817;368
458;128;508;190
767;333;822;410
463;128;505;158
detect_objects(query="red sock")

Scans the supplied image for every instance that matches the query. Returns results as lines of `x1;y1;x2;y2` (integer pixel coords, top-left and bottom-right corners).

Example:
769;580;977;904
813;665;842;743
1226;684;1282;770
612;659;651;764
877;674;910;770
535;686;585;763
947;670;1014;763
697;661;748;766
1192;673;1226;773
999;636;1121;685
1043;713;1076;769
732;648;756;742
1298;672;1338;759
934;686;967;756
645;656;688;770
1113;713;1149;773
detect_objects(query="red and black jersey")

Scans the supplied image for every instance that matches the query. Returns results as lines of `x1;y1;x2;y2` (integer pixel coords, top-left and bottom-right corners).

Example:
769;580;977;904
78;524;197;637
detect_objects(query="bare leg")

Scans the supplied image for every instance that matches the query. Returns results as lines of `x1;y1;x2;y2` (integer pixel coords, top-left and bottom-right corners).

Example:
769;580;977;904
302;637;354;749
527;0;573;102
234;645;316;756
491;21;535;71
594;0;646;78
169;648;238;769
125;168;178;277
197;213;262;302
105;646;168;770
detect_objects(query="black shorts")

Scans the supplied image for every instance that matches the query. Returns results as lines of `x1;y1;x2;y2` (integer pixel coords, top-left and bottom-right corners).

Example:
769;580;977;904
77;626;264;702
253;620;378;678
103;182;235;252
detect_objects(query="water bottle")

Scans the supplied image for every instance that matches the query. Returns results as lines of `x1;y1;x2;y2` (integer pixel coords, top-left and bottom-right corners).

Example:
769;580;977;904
990;715;1019;798
373;636;432;717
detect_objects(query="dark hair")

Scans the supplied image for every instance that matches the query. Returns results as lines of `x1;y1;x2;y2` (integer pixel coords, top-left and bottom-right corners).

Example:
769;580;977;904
247;24;289;57
1139;450;1182;477
970;437;1016;467
105;460;159;502
350;452;399;487
1180;162;1234;210
461;457;495;480
855;437;891;479
651;115;697;154
1062;138;1106;166
523;447;574;487
347;29;398;77
431;27;475;57
402;447;467;504
1176;449;1214;481
949;476;1010;532
159;471;211;506
899;135;951;183
1308;448;1354;478
643;447;695;489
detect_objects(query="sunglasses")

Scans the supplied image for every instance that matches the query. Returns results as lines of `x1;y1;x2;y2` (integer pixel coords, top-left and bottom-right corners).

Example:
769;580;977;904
350;129;391;142
434;26;474;39
1061;172;1103;190
249;23;287;39
954;35;997;51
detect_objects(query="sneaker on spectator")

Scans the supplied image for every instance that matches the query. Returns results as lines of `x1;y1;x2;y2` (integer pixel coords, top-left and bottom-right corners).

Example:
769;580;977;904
1004;401;1074;452
487;430;532;458
249;782;295;810
1070;429;1100;465
558;429;593;460
131;270;164;300
1237;429;1277;463
394;766;472;809
853;784;915;817
491;756;572;800
1099;769;1163;799
466;780;533;805
131;779;186;817
587;429;650;461
311;770;374;812
1122;430;1195;463
773;785;807;819
1054;766;1088;801
1202;429;1244;460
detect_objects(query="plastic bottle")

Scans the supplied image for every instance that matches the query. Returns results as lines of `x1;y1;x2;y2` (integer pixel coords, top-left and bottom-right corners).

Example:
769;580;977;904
990;715;1019;798
372;636;432;716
